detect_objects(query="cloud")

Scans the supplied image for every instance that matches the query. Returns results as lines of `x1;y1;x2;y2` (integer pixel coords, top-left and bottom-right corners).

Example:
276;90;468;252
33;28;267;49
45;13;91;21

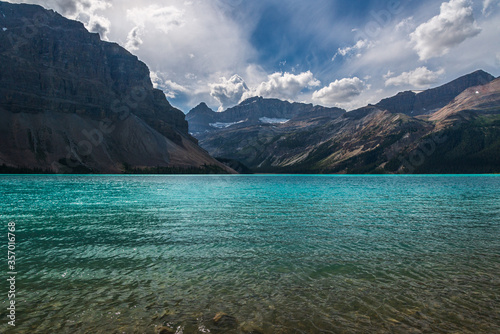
242;71;320;102
8;0;112;39
61;0;112;40
410;0;481;60
126;5;185;34
124;5;185;52
209;75;249;112
151;72;188;99
87;14;110;39
395;17;415;32
482;0;497;15
312;77;366;106
108;0;256;111
162;80;189;99
53;0;78;15
125;26;143;51
333;39;371;61
385;67;445;88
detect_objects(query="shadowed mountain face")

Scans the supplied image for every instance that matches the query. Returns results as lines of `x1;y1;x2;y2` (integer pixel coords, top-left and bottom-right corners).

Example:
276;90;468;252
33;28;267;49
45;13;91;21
188;72;500;174
0;1;232;173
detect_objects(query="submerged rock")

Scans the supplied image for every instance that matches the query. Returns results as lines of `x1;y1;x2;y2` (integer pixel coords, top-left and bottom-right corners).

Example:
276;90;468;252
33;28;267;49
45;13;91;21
240;320;265;334
242;329;264;334
155;325;175;334
213;312;238;329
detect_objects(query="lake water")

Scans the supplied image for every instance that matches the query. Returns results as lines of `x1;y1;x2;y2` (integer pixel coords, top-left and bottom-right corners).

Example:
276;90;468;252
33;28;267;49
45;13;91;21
1;175;499;333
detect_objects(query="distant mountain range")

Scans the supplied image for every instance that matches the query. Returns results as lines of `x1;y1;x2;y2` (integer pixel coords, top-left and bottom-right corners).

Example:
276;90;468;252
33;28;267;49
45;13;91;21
187;97;345;136
0;1;232;173
187;71;500;174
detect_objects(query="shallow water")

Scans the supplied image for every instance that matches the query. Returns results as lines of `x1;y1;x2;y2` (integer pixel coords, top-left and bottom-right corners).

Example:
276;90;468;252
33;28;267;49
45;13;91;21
1;175;499;333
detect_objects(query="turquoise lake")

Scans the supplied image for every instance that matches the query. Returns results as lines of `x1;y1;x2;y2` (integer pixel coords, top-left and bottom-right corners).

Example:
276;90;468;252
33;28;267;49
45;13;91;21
1;175;499;333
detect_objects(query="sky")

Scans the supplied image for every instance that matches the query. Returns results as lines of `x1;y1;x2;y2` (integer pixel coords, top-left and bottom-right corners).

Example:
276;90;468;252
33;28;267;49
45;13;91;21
7;0;500;113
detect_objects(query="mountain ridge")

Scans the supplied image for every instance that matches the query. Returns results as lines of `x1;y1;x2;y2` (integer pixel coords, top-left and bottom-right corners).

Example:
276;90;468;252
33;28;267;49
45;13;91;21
186;96;345;136
188;70;500;174
376;70;495;116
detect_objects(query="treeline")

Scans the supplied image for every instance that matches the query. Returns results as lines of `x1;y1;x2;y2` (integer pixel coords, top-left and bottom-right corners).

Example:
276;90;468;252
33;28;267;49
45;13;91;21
0;164;55;174
122;163;231;175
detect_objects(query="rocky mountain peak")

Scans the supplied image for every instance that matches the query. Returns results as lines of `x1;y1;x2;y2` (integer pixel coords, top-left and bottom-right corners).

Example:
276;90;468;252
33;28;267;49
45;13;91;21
189;102;215;114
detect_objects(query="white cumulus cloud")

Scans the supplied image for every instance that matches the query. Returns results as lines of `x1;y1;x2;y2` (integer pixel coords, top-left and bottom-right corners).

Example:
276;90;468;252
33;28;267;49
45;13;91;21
209;75;249;112
410;0;481;60
242;71;320;102
385;67;445;88
312;77;366;106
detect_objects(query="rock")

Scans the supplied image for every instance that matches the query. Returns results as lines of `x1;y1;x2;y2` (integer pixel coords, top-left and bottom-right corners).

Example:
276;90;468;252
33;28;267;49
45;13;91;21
240;323;264;334
152;308;176;321
155;326;175;334
213;312;238;329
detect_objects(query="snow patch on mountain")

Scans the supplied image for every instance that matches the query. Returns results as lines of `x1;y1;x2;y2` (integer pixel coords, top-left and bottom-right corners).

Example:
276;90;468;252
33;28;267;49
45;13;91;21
210;120;245;129
259;117;290;124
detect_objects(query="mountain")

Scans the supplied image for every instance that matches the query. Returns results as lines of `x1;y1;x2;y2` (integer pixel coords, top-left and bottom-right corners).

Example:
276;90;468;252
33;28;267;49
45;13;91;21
430;77;500;123
186;96;345;136
400;77;500;173
188;71;500;174
194;104;431;173
376;70;495;116
0;1;232;173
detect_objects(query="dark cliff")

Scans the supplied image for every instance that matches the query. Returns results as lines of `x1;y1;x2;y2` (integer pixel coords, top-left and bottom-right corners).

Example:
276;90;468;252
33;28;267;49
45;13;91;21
0;1;231;173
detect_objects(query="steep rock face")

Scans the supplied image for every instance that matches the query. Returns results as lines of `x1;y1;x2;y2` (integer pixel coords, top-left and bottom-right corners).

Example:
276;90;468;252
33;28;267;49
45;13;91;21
186;97;345;136
0;1;230;173
376;70;495;116
0;1;188;138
